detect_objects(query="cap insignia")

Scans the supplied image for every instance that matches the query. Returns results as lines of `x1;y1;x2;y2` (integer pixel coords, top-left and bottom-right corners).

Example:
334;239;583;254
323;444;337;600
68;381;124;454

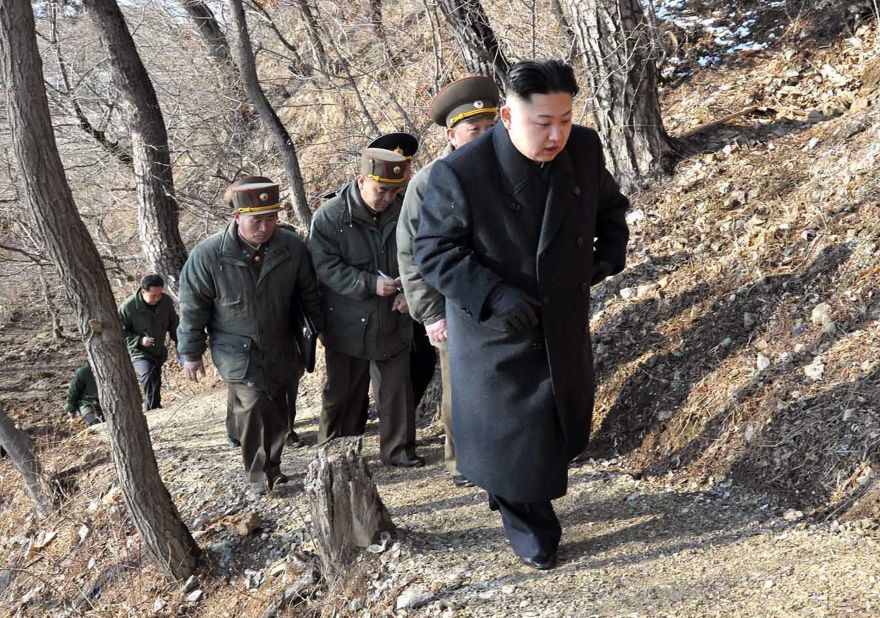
473;100;485;109
259;192;269;201
393;165;402;174
393;146;404;156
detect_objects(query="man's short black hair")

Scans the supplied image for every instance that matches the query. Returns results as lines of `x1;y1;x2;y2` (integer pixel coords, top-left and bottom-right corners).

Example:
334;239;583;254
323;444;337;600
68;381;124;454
505;59;579;101
141;274;165;290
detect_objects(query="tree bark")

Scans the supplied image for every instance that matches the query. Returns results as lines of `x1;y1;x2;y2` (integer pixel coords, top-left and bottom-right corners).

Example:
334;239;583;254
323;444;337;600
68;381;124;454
0;404;54;518
84;0;188;300
437;0;509;90
179;0;256;151
0;0;199;580
305;437;395;577
228;0;312;229
293;0;329;74
563;0;677;193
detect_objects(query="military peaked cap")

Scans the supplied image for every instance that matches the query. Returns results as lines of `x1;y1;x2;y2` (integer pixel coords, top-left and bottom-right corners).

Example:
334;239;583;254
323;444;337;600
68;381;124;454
368;132;419;158
229;180;282;215
430;76;500;128
360;148;410;187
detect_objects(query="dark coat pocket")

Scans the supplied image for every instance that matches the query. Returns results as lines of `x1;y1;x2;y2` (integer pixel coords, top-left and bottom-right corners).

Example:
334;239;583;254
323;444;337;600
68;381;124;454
210;332;252;381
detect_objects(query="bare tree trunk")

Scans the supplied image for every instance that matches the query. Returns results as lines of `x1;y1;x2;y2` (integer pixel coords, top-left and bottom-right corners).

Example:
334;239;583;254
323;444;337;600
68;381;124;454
550;0;579;61
0;0;199;580
563;0;677;193
84;0;188;299
228;0;312;228
293;0;330;74
179;0;256;151
0;404;53;518
437;0;509;90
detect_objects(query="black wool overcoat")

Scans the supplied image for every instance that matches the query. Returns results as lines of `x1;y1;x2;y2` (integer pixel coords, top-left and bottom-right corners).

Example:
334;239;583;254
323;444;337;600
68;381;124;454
414;124;629;502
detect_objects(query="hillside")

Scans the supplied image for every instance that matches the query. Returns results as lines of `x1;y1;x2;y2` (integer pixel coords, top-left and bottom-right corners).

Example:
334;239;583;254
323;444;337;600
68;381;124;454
1;0;880;616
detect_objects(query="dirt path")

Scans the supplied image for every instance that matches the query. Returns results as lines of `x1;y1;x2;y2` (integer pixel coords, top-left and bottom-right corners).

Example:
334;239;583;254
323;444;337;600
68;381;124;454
128;387;880;617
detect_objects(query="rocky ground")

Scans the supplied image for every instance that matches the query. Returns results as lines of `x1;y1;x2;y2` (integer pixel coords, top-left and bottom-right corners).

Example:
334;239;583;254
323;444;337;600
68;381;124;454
6;386;880;616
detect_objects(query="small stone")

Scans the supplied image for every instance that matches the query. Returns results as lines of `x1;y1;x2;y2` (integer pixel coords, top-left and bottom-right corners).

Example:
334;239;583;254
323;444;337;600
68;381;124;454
182;575;198;594
349;598;364;611
756;354;771;372
619;287;636;300
783;509;804;521
186;589;203;604
153;598;166;612
78;525;90;543
843;409;855;421
810;303;833;326
804;357;825;381
501;584;516;594
763;579;775;590
396;586;434;610
236;512;261;536
743;312;757;329
720;337;732;348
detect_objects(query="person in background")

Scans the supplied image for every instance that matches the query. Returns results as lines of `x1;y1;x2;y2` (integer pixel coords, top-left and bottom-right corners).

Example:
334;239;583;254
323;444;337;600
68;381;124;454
118;274;178;411
66;364;103;426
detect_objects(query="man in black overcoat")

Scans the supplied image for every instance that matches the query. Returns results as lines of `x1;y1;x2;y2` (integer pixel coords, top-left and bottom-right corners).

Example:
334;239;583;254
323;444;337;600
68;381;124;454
414;60;629;570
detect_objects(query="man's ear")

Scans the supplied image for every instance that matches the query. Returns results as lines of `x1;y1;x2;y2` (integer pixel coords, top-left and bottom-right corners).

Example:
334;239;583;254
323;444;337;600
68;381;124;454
356;175;365;191
500;105;512;129
446;127;457;148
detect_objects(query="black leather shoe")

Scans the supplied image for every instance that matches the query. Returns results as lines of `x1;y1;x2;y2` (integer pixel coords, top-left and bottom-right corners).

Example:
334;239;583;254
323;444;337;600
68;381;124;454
269;473;289;490
520;553;557;571
285;431;306;448
452;475;475;488
228;434;241;448
389;456;425;468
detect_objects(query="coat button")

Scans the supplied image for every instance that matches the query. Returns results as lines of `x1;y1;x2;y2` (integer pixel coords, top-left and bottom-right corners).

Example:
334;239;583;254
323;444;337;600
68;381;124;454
510;202;521;212
361;318;366;322
542;296;551;306
574;185;581;195
581;283;589;292
576;237;585;247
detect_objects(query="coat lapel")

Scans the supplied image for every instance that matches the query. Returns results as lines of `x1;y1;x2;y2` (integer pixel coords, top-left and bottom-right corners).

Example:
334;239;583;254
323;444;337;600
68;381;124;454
538;148;575;257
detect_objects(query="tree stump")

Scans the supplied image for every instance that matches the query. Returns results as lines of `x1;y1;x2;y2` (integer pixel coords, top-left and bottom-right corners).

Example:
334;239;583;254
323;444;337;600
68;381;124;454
305;437;394;576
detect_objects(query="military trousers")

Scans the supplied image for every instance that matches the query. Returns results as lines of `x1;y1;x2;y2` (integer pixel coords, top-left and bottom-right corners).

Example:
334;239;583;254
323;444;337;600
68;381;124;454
227;381;289;485
132;358;162;411
78;402;104;426
319;346;416;464
489;493;561;560
435;341;459;476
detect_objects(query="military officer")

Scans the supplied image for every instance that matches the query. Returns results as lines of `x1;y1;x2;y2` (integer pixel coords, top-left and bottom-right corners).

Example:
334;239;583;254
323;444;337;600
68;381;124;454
177;177;322;495
309;147;424;467
397;76;499;488
118;274;178;411
66;364;103;426
416;60;630;569
369;132;438;413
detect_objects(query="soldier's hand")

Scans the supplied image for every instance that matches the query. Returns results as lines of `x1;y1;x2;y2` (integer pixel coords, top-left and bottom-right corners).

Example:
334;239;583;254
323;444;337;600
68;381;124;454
376;277;398;297
183;360;206;382
141;336;156;347
425;318;448;344
487;284;541;333
392;293;409;314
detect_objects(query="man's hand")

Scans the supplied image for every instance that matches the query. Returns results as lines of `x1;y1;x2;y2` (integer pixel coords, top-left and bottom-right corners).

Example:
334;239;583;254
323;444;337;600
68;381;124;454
392;293;409;314
486;284;541;333
376;277;399;297
141;335;156;347
183;360;206;382
425;318;447;344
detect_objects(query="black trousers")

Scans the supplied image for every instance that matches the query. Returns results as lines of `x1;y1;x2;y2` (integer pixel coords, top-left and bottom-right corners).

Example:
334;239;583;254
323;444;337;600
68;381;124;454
228;382;289;485
133;358;162;411
319;347;416;464
410;321;437;409
489;493;561;560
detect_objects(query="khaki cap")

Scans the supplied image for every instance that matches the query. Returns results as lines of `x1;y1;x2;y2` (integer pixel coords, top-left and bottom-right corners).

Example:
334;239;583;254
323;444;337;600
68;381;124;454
360;148;410;187
430;76;500;128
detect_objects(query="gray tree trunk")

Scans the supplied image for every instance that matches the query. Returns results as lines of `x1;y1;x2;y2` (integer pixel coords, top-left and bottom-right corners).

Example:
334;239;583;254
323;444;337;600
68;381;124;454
293;0;329;75
0;404;53;518
305;437;395;576
228;0;312;229
84;0;188;299
437;0;510;90
179;0;256;152
0;0;199;580
563;0;677;193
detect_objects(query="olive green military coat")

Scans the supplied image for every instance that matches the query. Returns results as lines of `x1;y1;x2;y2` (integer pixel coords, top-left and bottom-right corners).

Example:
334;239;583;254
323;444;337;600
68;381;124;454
118;290;178;363
309;182;412;360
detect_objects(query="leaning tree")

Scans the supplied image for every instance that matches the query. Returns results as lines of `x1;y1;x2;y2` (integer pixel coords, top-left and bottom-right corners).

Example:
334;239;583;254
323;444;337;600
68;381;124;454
563;0;677;192
83;0;189;299
437;0;510;89
0;0;200;580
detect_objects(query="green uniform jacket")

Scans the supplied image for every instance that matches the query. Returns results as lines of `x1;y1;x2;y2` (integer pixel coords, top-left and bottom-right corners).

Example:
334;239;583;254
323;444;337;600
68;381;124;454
66;365;99;414
396;144;453;326
118;290;179;363
177;221;322;392
309;181;412;360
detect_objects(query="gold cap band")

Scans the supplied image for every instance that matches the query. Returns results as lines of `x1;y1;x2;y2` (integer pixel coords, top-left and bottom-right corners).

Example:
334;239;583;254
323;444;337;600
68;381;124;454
447;106;498;127
366;174;407;185
237;202;281;214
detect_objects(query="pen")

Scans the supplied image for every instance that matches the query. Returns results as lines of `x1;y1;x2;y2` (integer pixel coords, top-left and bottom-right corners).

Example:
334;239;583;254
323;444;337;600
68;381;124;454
377;270;402;291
